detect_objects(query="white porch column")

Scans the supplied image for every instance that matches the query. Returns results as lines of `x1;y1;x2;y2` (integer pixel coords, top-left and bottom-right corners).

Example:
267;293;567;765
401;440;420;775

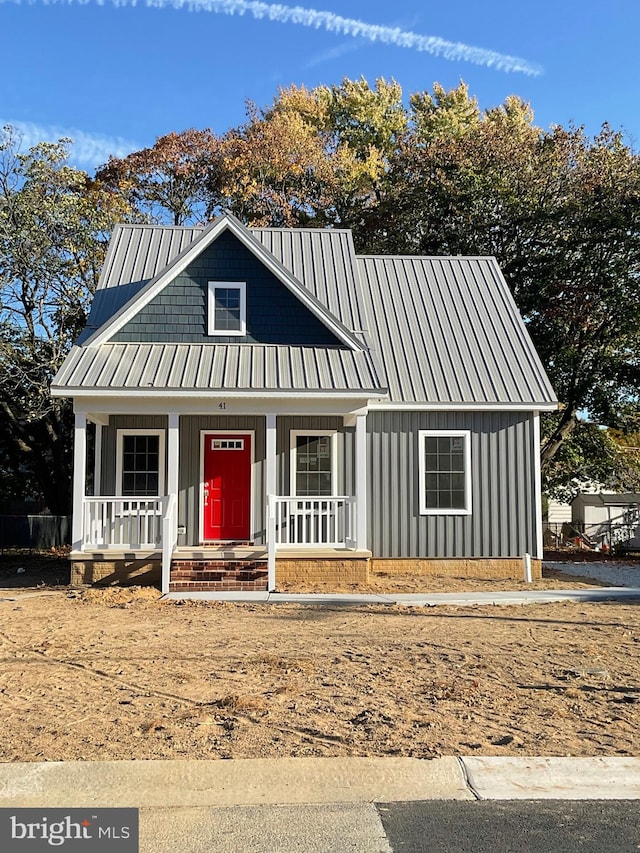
93;423;102;497
355;413;367;550
265;414;277;591
72;413;87;552
167;414;180;500
162;414;180;596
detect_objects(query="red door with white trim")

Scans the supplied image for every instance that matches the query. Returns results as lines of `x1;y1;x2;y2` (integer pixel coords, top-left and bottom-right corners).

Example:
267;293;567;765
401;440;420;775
203;434;251;541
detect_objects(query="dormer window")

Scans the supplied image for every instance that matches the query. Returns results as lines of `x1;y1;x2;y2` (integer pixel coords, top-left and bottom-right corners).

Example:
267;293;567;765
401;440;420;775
208;281;246;336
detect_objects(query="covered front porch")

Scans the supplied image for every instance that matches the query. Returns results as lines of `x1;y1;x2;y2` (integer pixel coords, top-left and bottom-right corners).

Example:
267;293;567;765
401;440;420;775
70;398;371;593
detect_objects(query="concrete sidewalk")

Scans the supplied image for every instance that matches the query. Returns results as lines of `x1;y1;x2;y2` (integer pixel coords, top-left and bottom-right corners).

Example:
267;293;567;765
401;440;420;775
162;587;640;606
1;757;639;807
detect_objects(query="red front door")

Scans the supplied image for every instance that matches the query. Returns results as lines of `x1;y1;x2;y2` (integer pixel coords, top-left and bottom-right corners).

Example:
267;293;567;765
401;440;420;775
203;434;251;541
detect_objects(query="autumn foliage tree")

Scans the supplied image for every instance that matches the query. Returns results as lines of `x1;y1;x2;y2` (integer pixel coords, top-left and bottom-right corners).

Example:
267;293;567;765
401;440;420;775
3;78;640;508
96;129;222;225
0;127;129;512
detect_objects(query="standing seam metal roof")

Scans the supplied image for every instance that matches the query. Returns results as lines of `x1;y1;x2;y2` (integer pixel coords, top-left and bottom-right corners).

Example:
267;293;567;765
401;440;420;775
55;222;557;406
357;255;556;405
53;344;385;394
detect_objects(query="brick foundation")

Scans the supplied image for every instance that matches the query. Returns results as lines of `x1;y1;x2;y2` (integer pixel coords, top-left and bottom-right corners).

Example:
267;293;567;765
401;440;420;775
275;557;370;587
71;559;161;586
72;555;541;588
170;560;268;592
371;558;542;580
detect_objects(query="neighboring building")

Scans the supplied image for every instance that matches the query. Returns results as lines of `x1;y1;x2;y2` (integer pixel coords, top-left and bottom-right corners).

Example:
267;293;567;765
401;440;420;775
571;493;640;549
51;214;557;593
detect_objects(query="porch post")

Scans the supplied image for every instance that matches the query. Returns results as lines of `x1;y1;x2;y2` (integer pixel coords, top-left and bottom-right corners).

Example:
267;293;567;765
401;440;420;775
93;423;102;497
72;413;87;552
265;414;277;591
163;414;180;594
167;414;180;500
355;413;367;550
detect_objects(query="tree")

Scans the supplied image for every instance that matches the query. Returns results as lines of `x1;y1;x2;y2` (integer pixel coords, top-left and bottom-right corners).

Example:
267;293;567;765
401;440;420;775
374;87;640;485
0;127;129;514
219;99;334;227
218;77;407;239
96;129;222;226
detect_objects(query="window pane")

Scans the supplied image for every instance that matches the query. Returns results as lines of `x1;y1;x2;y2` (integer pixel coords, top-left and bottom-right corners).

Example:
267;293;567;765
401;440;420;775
121;434;161;497
450;491;466;509
437;473;451;492
295;435;333;495
214;287;242;331
452;472;465;491
422;434;467;512
122;473;136;496
425;438;438;455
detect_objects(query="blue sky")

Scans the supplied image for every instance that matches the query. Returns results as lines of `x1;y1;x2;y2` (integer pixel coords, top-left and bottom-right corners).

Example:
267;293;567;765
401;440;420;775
0;0;637;170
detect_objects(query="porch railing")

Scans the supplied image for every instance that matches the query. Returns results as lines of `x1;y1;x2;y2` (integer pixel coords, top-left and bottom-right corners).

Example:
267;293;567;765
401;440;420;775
82;497;169;550
271;496;356;548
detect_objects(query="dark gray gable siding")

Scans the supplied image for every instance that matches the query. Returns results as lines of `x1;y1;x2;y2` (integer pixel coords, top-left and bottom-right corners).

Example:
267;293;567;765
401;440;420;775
368;411;537;558
111;230;344;346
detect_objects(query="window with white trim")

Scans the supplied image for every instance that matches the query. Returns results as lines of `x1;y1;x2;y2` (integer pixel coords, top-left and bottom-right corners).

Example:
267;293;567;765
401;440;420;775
290;431;336;496
116;429;165;497
207;281;246;335
418;430;471;515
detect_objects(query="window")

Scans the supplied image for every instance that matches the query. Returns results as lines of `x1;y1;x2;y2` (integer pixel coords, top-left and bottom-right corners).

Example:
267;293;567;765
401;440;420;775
208;281;246;335
291;432;336;496
116;430;165;497
418;430;471;515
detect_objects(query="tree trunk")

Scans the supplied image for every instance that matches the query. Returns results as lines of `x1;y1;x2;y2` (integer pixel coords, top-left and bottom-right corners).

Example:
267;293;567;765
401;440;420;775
540;408;578;474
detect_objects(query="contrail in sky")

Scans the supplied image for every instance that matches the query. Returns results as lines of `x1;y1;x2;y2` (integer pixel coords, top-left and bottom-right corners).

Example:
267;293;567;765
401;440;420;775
4;0;542;75
3;120;140;167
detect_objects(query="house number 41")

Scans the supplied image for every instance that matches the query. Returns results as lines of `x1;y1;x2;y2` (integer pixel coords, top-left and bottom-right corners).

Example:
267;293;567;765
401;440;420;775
218;402;227;409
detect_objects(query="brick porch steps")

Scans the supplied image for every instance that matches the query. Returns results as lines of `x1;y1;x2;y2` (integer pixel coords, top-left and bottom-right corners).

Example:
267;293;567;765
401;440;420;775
169;559;268;593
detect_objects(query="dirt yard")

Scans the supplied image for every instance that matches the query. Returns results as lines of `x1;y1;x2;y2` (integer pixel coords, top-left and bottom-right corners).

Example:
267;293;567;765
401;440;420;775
0;587;638;762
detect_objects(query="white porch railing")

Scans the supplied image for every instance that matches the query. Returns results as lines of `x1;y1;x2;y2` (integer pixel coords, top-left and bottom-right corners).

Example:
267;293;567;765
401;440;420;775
82;497;169;550
270;496;356;548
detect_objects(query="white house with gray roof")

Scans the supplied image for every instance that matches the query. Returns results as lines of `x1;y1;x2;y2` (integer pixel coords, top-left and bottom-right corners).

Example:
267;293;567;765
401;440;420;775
51;213;557;593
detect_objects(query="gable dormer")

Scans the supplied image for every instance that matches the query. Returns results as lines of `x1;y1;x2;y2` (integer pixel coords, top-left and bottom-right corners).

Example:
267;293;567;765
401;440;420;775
85;215;364;352
110;229;345;347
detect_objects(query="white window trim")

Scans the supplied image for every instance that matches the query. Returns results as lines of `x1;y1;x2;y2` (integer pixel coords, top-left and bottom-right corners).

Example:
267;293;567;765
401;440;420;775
418;429;472;516
290;430;338;497
116;428;166;498
207;280;246;336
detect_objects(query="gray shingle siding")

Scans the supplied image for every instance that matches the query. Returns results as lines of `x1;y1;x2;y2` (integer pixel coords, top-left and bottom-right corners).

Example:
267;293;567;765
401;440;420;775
367;411;537;558
111;231;344;346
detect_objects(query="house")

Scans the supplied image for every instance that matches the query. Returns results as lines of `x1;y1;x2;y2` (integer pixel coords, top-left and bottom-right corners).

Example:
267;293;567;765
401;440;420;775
51;214;557;593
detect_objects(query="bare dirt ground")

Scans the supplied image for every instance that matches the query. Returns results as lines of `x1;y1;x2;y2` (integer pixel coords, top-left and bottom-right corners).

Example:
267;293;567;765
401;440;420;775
1;586;638;762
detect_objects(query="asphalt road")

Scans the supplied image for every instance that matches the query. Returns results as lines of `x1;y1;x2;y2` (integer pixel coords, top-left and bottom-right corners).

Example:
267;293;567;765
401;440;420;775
377;800;640;853
137;800;640;852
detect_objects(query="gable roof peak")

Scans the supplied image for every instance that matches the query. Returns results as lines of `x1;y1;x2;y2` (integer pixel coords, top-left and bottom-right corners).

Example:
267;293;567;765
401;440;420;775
84;212;365;351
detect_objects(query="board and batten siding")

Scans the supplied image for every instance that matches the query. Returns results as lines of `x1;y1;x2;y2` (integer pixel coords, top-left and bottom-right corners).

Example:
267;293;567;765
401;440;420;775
368;411;537;558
